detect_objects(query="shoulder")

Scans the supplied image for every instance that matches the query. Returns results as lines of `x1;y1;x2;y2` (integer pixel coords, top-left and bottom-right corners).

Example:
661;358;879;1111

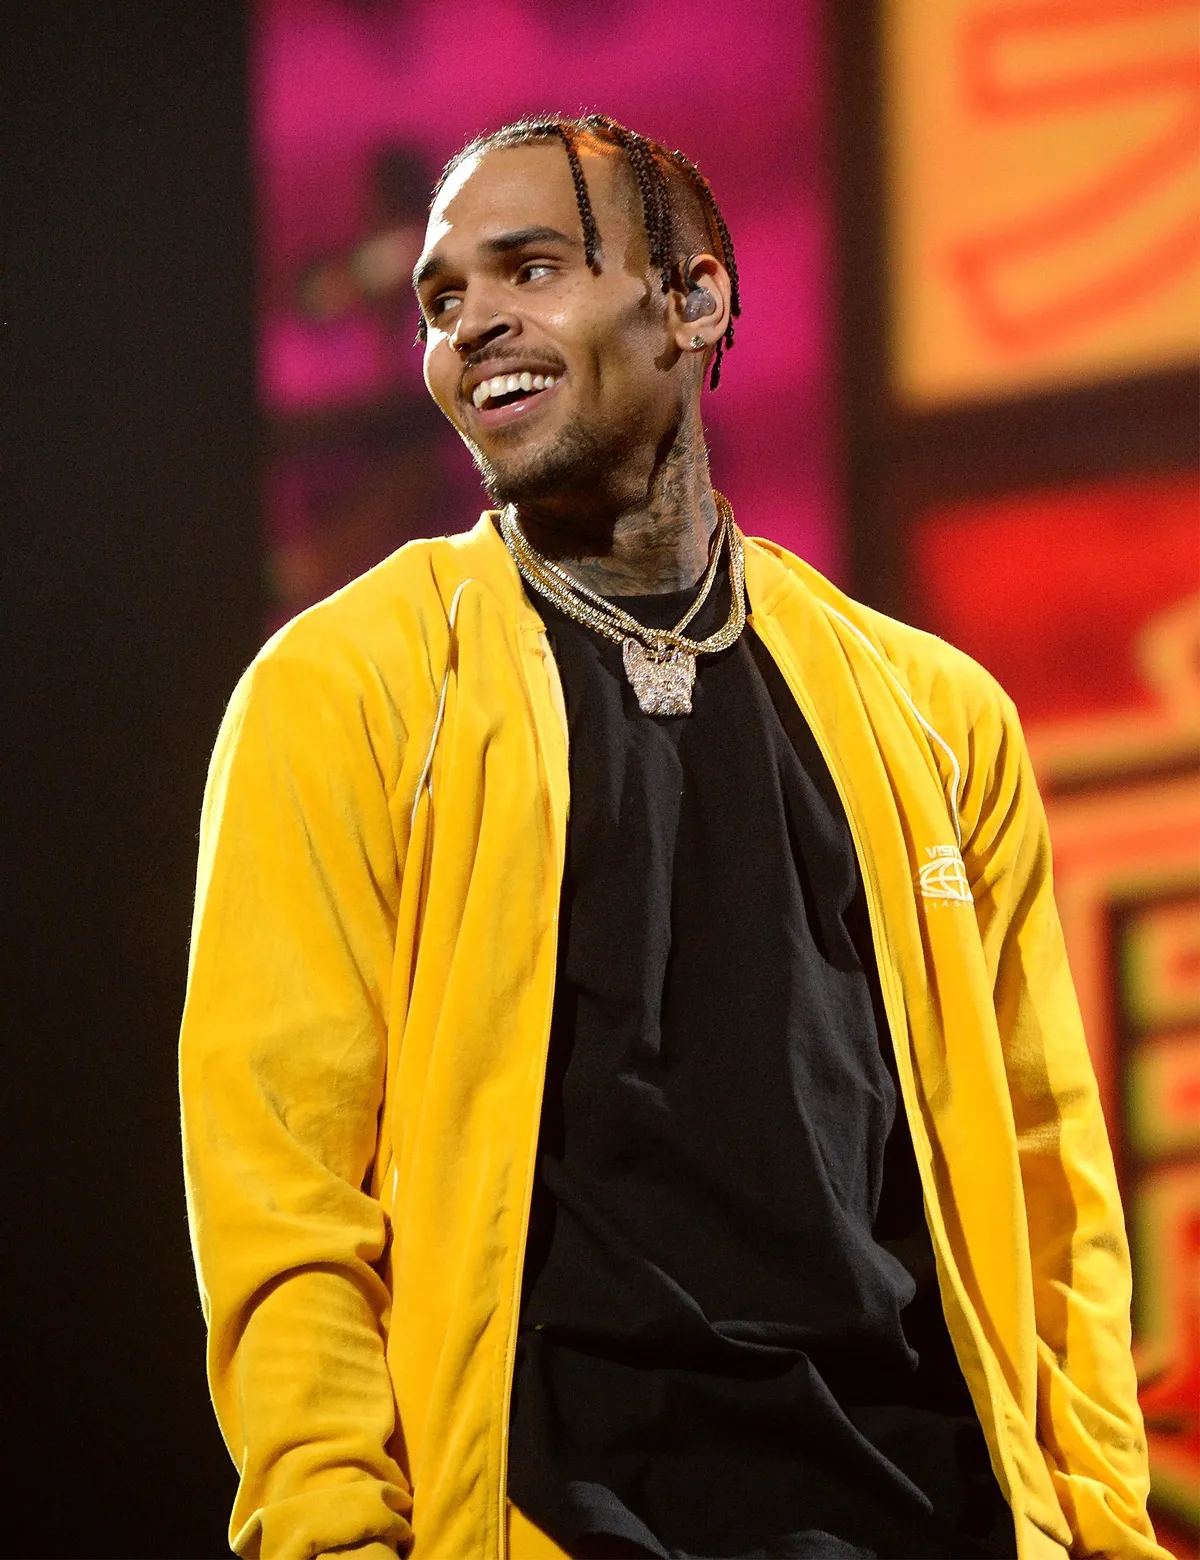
747;536;1019;741
259;531;469;683
747;537;1032;845
216;529;485;780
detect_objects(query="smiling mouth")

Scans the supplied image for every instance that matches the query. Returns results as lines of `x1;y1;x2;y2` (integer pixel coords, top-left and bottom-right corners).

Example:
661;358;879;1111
470;370;559;411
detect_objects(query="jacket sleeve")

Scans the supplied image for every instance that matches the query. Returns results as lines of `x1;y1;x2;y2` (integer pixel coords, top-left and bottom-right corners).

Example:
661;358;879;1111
963;687;1167;1559
179;649;412;1560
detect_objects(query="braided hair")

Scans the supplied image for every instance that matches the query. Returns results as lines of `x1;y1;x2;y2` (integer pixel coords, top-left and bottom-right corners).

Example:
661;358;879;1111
420;114;741;390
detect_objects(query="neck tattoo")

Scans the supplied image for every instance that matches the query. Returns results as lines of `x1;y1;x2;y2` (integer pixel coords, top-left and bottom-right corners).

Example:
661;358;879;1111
500;493;747;717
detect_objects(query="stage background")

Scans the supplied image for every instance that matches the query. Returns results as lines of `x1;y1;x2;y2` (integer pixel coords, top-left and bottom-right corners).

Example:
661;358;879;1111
7;5;1196;1557
254;0;836;626
832;2;1200;1549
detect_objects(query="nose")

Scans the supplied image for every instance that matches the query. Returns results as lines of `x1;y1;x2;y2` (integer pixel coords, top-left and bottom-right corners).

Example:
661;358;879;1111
450;285;516;356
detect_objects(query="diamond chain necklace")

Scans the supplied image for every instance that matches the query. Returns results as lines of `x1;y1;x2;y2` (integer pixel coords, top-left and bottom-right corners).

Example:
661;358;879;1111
499;492;747;716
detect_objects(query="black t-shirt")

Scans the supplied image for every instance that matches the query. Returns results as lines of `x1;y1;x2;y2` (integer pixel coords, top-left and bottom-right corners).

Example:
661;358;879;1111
506;567;1015;1560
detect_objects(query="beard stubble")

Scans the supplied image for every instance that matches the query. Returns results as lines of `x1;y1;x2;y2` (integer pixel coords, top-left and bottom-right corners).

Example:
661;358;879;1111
468;406;638;509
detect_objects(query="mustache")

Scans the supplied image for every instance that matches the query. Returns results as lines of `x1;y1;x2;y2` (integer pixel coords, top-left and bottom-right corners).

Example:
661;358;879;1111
461;346;568;377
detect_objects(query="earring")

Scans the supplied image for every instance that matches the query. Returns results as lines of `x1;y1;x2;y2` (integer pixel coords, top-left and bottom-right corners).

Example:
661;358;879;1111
689;334;705;351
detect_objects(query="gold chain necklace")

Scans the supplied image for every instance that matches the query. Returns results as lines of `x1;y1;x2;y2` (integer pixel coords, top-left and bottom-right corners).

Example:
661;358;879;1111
499;492;747;716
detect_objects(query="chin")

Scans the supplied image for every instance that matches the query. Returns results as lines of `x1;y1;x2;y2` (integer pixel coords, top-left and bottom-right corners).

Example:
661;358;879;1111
470;416;631;509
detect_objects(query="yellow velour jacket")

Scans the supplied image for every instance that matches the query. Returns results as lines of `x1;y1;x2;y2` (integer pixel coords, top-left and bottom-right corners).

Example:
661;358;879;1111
180;516;1165;1560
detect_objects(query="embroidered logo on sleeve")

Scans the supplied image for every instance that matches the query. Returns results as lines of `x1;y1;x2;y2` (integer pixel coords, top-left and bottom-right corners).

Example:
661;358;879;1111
918;845;973;904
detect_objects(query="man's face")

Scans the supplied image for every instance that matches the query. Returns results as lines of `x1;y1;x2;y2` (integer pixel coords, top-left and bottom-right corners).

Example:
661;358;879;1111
414;142;689;512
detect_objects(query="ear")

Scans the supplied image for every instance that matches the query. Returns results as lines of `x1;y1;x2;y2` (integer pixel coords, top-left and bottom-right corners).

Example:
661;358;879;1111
666;251;732;360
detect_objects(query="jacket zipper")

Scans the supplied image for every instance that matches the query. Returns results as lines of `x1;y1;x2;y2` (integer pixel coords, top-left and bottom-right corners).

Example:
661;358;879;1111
495;630;570;1560
750;613;1029;1554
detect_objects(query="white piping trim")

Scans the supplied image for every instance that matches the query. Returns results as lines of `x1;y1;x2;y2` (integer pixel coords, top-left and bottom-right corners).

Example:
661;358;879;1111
823;604;964;849
411;580;471;834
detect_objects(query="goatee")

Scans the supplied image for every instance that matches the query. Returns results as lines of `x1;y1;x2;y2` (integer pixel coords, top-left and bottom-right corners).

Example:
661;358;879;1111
470;413;633;508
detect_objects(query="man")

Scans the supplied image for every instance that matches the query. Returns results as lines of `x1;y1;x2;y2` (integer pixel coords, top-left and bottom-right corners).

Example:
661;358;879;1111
180;116;1166;1560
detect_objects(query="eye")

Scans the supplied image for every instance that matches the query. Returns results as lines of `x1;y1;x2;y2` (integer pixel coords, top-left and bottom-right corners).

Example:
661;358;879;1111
517;260;556;284
428;291;462;319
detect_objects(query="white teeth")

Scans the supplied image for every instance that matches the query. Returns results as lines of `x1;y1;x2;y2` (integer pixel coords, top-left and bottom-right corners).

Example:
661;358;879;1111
471;374;508;408
472;370;558;409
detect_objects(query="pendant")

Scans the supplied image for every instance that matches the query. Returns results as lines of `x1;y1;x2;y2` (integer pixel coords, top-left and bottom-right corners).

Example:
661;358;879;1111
622;638;697;716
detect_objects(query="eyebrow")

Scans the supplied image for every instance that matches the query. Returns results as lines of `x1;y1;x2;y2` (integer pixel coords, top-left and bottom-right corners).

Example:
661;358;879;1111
412;226;581;291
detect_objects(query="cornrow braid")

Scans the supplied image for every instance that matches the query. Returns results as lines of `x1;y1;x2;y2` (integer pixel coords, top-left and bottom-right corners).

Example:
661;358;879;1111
545;123;599;270
582;115;672;292
666;148;742;388
421;113;742;389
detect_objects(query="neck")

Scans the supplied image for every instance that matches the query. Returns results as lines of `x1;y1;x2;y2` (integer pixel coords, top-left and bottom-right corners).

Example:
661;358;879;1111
510;409;719;595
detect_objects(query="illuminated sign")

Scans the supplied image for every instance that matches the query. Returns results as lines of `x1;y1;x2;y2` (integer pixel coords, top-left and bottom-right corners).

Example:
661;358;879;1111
886;0;1200;402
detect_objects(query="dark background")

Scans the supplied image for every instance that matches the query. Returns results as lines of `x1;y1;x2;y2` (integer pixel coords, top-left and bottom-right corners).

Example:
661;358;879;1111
9;7;253;1554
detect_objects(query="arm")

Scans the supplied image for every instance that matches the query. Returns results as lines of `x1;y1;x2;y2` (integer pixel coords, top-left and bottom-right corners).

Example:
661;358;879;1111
180;649;411;1560
964;690;1166;1558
